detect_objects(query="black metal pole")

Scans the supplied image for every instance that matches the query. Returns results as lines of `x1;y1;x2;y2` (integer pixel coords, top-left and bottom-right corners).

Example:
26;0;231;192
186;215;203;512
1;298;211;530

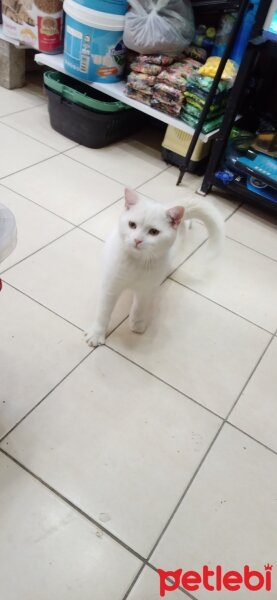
177;0;251;186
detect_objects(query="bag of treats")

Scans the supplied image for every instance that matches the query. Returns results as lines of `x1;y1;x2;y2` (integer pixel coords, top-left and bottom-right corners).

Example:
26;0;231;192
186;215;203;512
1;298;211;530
123;0;195;55
2;0;63;51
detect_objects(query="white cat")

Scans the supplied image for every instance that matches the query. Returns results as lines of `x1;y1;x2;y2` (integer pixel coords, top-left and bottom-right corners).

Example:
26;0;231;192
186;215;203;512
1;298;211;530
85;188;224;347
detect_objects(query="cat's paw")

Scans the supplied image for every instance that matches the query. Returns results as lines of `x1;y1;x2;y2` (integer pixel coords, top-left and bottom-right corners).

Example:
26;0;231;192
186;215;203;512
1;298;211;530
84;327;106;347
129;317;147;334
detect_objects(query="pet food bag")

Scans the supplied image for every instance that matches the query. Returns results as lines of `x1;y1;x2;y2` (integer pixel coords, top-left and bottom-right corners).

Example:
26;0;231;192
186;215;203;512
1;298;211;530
2;0;64;51
123;0;195;55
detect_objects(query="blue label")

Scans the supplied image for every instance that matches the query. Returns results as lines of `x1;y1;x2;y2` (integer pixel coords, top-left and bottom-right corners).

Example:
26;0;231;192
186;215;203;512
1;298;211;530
64;14;126;83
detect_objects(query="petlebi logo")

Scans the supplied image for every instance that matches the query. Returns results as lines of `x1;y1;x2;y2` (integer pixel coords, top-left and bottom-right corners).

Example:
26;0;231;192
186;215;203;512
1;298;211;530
158;564;273;596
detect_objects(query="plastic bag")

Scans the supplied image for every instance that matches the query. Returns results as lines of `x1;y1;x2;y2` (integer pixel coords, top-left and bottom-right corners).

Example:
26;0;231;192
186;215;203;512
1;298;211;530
123;0;195;55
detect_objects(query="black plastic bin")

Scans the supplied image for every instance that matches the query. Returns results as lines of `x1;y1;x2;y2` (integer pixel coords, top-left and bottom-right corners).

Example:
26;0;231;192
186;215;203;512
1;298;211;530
44;71;146;148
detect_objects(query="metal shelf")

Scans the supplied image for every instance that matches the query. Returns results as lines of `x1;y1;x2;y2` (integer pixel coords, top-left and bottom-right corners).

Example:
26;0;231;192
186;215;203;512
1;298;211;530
34;52;221;144
212;176;277;214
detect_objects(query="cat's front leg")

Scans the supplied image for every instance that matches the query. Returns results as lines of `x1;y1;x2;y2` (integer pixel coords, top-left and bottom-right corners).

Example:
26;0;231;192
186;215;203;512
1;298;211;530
84;284;121;347
129;290;155;334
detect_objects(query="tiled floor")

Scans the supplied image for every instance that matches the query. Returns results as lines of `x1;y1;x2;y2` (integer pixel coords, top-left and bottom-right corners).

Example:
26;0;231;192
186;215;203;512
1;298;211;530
0;78;277;600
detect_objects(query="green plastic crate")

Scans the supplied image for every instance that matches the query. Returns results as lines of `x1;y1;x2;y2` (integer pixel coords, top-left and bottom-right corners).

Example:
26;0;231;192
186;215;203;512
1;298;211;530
43;71;129;113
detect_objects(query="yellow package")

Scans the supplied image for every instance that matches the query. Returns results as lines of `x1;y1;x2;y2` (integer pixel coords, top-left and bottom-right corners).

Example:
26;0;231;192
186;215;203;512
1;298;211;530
198;57;238;80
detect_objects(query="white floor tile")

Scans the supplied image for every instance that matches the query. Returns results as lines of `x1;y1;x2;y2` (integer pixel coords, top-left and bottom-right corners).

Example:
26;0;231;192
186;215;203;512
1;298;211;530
0;453;140;600
1;346;221;555
107;280;270;417
2;154;124;224
0;85;44;117
138;168;239;219
1;104;78;152
0;185;72;272
4;228;130;330
226;204;277;260
229;337;277;453
128;567;185;599
81;199;123;241
0;285;89;438
66;135;167;187
172;237;277;332
151;424;277;599
0;123;56;179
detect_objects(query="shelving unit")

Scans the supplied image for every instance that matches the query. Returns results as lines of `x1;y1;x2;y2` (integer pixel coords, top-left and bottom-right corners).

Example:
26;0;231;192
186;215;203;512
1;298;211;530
199;0;277;214
34;52;221;144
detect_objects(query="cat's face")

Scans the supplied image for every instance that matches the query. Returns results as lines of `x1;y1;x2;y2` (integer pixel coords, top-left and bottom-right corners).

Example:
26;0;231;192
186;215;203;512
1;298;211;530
119;189;184;260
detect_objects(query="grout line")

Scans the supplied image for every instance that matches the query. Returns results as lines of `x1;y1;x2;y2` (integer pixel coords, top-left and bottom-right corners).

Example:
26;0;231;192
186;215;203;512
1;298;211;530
2;281;83;332
0;100;46;120
0;448;146;565
0;181;77;226
226;234;277;264
0;312;130;443
0;348;94;444
0;118;77;153
64;152;170;191
223;201;243;222
167;237;209;280
0;150;63;182
146;564;198;600
0;225;77;275
225;333;276;423
141;335;276;570
227;421;277;458
169;277;273;335
106;345;223;422
145;421;225;563
123;561;198;600
121;564;146;600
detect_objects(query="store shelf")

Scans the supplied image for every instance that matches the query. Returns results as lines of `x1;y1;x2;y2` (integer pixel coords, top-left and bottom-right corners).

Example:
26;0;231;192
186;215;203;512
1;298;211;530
0;24;31;48
34;52;220;143
212;176;277;214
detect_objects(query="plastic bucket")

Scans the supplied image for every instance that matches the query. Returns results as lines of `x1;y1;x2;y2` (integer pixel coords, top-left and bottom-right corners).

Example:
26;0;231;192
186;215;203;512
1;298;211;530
72;0;128;15
64;0;126;83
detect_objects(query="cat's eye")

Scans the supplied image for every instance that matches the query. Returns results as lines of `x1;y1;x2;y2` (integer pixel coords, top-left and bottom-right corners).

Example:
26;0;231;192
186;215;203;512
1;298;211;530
149;228;160;236
129;221;137;229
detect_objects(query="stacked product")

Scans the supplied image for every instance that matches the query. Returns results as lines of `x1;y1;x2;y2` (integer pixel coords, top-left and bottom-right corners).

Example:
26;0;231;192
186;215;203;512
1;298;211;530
152;57;202;116
126;55;202;116
181;72;230;133
181;56;238;132
126;55;175;106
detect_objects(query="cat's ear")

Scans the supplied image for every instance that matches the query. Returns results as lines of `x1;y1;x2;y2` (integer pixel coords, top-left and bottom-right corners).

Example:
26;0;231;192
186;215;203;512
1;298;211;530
166;206;185;227
125;188;138;210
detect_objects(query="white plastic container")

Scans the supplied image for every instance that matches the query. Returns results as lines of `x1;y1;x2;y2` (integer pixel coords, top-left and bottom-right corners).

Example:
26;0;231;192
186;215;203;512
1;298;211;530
0;205;17;265
64;0;126;83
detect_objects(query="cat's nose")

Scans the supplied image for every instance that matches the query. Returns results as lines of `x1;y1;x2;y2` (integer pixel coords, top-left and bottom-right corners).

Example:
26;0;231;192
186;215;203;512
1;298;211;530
134;239;143;247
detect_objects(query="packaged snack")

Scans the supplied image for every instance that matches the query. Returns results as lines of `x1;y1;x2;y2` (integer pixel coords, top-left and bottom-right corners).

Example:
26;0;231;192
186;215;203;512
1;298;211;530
153;82;183;105
128;71;157;86
130;61;162;75
127;74;154;94
198;57;238;81
157;61;194;90
135;54;175;66
126;85;152;105
186;73;228;94
151;99;182;116
183;45;207;63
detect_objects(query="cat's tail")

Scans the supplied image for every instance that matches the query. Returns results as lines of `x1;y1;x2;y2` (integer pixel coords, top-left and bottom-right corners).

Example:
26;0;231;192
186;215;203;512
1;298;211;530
183;198;225;258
